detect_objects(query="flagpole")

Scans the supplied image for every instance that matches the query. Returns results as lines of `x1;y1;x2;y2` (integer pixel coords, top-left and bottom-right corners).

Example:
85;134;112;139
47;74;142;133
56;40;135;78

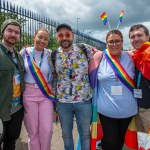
107;20;111;30
117;20;120;29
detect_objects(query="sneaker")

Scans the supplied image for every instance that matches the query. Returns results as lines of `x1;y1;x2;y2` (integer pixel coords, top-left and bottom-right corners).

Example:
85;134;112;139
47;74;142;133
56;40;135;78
96;146;102;150
96;142;102;150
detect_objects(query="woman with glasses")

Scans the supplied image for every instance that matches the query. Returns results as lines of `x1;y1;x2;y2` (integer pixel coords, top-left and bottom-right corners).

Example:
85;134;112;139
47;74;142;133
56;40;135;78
20;28;55;150
89;29;138;150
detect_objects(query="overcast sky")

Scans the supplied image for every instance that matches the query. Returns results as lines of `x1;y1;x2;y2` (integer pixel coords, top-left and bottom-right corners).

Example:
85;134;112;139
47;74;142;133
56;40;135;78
6;0;150;49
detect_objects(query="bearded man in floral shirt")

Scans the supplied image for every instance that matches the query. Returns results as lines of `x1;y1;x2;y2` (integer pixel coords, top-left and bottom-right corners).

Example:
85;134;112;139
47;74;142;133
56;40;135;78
54;23;96;150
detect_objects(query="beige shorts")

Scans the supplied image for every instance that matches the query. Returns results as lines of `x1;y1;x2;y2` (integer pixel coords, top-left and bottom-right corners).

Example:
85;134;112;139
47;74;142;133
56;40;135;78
135;107;150;133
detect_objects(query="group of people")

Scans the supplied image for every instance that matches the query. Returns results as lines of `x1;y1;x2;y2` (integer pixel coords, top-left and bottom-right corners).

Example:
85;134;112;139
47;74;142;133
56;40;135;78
0;18;149;150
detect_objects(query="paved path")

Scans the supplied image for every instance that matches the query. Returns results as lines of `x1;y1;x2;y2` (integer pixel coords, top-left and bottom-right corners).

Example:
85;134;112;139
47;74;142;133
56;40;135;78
16;121;129;150
16;121;78;150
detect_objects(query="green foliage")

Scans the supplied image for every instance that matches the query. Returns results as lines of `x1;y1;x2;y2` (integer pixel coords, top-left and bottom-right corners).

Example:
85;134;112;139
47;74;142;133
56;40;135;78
0;11;101;51
0;12;59;51
48;31;59;50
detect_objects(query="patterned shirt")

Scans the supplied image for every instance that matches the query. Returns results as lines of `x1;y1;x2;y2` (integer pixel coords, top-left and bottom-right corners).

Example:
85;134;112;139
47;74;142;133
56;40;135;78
11;52;22;114
55;44;95;103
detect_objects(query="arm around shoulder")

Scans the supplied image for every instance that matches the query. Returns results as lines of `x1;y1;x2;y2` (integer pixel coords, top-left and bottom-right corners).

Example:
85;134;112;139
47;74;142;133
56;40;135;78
88;51;103;73
126;50;134;58
93;51;103;62
19;48;26;58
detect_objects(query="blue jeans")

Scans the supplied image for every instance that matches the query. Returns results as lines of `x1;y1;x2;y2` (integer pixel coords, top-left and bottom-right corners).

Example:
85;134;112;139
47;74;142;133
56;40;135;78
57;101;92;150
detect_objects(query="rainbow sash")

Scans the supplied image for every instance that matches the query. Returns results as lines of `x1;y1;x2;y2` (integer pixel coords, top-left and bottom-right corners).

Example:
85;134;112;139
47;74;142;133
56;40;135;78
25;50;56;102
103;49;135;92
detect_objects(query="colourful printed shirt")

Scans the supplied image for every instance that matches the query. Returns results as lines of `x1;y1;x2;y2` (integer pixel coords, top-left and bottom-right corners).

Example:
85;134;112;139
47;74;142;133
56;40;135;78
11;53;22;114
55;44;95;103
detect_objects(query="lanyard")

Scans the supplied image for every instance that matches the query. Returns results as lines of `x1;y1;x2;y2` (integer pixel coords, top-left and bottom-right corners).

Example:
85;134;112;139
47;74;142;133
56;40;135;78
31;48;44;68
137;72;141;88
10;52;18;69
67;52;73;95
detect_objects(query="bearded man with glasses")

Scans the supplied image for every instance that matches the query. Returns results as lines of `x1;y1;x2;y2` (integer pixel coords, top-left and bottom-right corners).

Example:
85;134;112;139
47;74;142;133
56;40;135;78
53;23;97;150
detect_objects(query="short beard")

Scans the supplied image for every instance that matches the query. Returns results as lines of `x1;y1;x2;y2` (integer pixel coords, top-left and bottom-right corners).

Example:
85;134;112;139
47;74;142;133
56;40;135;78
60;40;73;49
3;36;18;47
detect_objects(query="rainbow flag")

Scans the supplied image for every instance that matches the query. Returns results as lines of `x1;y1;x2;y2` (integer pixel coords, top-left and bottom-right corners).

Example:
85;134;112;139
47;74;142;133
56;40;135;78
132;42;150;80
100;12;107;25
119;10;124;22
88;51;103;150
25;50;56;102
91;114;103;150
103;49;135;92
124;117;138;150
96;117;103;141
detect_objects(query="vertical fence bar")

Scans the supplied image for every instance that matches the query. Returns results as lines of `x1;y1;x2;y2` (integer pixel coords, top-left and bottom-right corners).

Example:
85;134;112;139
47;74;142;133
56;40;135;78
0;0;106;49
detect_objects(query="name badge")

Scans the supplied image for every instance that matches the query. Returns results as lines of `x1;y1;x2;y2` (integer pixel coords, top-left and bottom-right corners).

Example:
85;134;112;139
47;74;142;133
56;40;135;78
111;86;122;95
134;89;142;98
14;74;20;85
34;84;39;89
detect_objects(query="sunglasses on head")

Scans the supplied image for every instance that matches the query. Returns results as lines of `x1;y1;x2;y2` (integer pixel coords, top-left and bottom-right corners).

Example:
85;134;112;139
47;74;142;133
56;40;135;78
57;32;71;39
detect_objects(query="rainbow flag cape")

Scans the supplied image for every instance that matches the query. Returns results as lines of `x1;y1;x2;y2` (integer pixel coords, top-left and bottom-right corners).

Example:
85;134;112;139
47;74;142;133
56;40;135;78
76;51;103;150
90;114;103;149
96;118;103;141
25;50;56;102
103;49;135;92
100;12;108;25
89;51;103;150
132;41;150;80
119;10;124;22
124;117;138;150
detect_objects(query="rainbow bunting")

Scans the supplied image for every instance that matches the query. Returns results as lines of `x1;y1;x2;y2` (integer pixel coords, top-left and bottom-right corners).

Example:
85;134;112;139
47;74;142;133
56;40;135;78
100;12;108;25
103;49;135;92
119;10;124;22
25;50;56;102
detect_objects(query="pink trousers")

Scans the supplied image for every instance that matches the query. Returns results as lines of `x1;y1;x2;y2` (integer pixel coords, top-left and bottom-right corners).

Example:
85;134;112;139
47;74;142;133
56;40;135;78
23;84;54;150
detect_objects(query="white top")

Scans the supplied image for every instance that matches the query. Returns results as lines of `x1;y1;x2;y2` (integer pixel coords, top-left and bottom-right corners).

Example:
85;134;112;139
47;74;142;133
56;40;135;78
97;51;138;118
20;47;52;83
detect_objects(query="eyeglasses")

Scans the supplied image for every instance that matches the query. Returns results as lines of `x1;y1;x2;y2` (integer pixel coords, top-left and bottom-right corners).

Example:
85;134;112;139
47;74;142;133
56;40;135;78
107;40;122;46
57;32;71;39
